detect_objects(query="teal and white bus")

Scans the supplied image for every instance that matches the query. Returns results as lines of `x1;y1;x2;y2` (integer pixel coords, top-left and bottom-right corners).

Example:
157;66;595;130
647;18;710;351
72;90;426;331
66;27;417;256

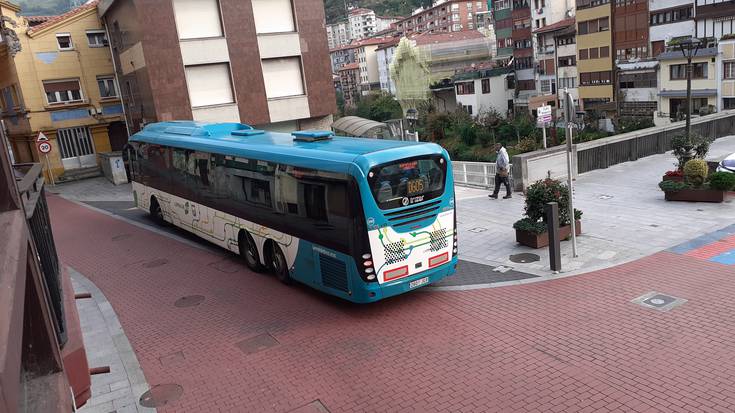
127;122;457;303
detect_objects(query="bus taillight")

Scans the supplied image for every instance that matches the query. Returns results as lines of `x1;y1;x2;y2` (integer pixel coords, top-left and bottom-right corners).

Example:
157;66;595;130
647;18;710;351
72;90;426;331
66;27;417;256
429;252;449;268
384;266;409;281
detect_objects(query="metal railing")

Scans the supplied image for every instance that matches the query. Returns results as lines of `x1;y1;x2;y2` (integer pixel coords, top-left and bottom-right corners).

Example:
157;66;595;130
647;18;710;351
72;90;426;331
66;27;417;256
452;161;512;188
575;110;735;174
14;163;66;345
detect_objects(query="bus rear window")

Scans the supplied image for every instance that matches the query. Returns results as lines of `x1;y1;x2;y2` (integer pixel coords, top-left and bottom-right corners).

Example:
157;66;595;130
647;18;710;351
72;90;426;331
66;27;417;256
368;156;447;210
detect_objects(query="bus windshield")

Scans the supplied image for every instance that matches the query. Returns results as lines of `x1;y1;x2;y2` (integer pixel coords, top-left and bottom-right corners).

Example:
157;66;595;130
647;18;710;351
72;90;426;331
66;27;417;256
368;156;446;210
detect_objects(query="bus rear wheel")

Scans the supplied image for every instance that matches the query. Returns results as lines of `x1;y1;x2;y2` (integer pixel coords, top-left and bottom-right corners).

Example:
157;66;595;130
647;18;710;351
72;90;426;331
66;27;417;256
150;197;165;225
239;231;265;273
271;243;291;285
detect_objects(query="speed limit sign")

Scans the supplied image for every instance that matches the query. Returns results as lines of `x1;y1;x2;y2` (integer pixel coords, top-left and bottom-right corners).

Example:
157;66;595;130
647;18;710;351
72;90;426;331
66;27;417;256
38;141;52;154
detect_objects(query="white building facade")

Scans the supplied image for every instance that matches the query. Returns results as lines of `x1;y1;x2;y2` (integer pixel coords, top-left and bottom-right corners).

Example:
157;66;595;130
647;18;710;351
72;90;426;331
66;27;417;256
453;67;515;116
376;42;398;94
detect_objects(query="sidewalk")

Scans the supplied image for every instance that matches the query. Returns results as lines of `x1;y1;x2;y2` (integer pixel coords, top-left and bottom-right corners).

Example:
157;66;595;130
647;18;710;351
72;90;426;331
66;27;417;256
453;135;735;281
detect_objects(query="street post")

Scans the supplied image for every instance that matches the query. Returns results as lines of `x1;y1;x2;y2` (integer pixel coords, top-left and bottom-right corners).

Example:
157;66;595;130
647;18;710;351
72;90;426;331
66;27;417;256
563;89;578;258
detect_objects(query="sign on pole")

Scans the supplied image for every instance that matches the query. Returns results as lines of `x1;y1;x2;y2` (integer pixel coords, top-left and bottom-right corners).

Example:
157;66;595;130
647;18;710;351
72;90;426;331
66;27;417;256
537;105;552;149
37;141;52;154
537;105;553;124
36;131;55;186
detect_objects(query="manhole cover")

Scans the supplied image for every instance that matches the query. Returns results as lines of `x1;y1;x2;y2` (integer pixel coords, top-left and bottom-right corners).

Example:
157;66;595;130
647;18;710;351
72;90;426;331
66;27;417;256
174;295;204;308
143;258;169;268
632;292;687;312
468;227;487;233
509;253;540;263
139;384;183;408
599;194;614;200
236;333;279;355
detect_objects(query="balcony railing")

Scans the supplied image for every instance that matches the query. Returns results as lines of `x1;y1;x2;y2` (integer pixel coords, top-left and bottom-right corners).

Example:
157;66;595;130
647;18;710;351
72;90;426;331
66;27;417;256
14;163;66;345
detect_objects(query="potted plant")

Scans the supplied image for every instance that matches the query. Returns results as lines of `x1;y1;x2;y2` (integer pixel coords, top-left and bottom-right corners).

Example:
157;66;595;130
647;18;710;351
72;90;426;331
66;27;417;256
513;179;583;249
659;160;730;203
664;134;711;182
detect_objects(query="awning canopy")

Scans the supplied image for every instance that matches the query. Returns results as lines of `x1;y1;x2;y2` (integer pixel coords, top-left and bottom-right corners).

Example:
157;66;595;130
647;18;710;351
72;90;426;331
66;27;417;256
658;89;717;98
331;116;391;138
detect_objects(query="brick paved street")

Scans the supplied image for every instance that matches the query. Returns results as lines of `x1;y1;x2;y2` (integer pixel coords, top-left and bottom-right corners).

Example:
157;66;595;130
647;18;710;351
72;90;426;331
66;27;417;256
51;193;735;412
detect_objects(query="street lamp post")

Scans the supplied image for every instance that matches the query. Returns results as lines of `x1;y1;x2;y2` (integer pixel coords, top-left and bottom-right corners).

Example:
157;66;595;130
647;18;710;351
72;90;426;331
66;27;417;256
677;37;702;138
405;108;418;142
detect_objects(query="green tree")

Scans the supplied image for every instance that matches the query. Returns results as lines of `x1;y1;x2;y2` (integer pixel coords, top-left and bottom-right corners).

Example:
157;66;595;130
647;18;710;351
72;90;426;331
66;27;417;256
355;93;402;122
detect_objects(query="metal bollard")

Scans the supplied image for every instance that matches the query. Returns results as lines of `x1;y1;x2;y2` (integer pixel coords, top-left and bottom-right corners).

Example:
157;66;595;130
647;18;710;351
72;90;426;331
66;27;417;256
546;202;561;272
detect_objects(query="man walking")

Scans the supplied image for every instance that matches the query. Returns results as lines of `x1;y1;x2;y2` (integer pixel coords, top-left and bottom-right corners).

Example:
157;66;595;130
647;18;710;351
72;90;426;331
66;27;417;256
489;143;512;199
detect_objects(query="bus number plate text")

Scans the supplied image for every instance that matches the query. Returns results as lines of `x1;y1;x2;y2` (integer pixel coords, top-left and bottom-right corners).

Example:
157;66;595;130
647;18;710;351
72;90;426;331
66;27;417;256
409;277;429;289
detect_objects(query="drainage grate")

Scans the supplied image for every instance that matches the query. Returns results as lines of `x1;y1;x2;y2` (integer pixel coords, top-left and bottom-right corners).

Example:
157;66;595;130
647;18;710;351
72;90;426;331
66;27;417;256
139;384;183;408
236;333;279;355
632;292;687;312
174;295;204;308
509;253;540;263
143;258;169;268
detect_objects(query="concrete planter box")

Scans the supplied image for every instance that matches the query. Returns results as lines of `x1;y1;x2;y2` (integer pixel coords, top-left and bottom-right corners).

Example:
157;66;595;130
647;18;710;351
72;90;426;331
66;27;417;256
515;220;582;249
664;189;726;203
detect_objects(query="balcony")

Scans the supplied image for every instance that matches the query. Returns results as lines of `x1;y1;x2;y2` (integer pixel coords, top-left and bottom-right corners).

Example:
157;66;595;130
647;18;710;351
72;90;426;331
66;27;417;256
0;131;91;412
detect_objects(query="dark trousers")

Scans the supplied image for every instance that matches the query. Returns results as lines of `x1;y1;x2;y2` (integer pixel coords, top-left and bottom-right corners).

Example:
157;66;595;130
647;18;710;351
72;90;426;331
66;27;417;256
493;175;511;197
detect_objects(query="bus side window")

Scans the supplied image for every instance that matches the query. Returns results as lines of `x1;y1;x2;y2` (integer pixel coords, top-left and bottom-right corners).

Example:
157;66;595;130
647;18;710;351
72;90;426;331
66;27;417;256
303;183;327;222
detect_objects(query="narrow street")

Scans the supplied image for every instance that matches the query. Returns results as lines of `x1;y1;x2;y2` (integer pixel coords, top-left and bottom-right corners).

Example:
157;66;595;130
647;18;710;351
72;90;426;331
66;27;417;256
51;194;735;412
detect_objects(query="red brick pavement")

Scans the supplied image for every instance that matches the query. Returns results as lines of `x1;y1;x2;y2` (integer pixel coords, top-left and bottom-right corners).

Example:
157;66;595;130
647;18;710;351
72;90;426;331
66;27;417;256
50;194;735;413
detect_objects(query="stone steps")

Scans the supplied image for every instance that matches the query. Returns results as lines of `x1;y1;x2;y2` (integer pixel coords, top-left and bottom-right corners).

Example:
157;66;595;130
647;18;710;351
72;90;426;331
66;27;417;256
57;166;102;183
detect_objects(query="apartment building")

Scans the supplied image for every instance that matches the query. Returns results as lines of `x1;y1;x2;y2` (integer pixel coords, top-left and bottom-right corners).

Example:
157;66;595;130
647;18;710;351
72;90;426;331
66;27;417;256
513;0;535;111
395;0;488;36
376;38;400;94
326;21;351;49
0;0;126;181
493;0;513;60
330;44;357;72
576;0;614;111
530;18;577;115
339;62;360;107
532;0;574;31
719;38;735;110
348;8;400;40
657;46;718;119
453;65;515;116
695;0;735;39
98;0;335;134
355;37;391;94
649;1;694;57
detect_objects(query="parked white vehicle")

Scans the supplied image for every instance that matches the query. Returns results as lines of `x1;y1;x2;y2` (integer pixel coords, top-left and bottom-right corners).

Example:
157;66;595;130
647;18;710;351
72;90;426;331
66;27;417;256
717;153;735;173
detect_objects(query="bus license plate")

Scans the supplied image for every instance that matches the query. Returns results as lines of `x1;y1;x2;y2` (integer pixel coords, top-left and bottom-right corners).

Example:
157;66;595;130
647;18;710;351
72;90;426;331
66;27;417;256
409;277;429;289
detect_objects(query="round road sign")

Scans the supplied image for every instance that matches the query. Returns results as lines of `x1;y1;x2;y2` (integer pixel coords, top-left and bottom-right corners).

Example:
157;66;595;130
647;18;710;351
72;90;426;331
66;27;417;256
38;141;52;154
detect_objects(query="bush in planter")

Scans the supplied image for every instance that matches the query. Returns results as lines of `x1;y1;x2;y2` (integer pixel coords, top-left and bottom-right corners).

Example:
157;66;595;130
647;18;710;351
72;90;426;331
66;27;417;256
683;159;709;187
708;172;735;191
671;134;711;170
659;180;691;192
664;170;684;178
515;179;583;232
